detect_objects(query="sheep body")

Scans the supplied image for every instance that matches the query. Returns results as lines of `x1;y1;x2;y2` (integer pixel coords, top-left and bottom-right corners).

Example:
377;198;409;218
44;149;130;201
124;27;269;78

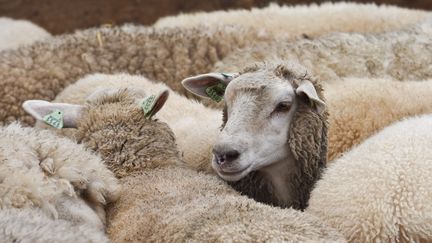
0;207;109;243
326;78;432;161
215;20;432;83
155;2;430;39
0;24;270;126
0;17;51;51
26;88;345;242
307;114;432;242
0;123;121;228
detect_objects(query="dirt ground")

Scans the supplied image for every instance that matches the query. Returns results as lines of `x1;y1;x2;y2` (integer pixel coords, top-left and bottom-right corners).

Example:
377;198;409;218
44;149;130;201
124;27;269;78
0;0;430;34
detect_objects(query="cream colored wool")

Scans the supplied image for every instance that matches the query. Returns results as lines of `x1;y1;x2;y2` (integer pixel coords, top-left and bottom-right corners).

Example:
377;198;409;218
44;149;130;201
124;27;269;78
0;123;121;228
156;2;430;39
0;207;109;243
44;73;220;173
325;78;432;161
307;114;432;242
27;89;345;242
0;17;51;51
215;20;432;84
0;24;271;126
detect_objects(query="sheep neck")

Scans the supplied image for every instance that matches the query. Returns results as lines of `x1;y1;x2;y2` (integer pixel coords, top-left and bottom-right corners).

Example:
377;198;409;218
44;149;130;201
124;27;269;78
259;151;298;207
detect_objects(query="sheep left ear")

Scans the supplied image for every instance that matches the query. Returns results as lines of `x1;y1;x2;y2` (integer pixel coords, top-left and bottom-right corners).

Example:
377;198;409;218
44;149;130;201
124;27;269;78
295;80;326;114
22;100;84;128
181;72;238;102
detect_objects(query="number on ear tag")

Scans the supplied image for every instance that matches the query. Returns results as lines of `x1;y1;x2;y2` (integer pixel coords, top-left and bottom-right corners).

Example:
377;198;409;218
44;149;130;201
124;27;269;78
43;110;64;129
141;95;157;119
206;83;227;103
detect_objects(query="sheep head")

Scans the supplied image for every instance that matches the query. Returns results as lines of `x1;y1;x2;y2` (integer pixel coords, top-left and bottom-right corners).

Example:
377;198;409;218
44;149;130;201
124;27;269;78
23;88;179;178
183;62;328;209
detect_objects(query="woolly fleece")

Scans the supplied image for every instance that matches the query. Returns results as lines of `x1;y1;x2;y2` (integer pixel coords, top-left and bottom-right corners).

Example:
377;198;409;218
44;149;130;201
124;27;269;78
307;114;432;242
156;2;430;40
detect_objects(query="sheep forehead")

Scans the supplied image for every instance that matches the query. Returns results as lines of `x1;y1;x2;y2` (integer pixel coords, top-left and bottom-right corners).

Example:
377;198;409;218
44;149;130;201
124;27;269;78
225;71;295;107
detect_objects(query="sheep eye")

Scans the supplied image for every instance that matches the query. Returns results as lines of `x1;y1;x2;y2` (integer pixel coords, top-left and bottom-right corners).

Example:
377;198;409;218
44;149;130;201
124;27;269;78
273;101;291;113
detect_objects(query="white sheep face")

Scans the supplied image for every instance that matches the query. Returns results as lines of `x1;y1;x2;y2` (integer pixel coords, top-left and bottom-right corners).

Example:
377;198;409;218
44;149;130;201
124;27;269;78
213;71;298;181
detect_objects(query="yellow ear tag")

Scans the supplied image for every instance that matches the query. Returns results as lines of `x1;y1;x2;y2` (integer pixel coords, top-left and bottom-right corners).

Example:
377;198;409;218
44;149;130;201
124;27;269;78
206;83;227;103
43;110;64;129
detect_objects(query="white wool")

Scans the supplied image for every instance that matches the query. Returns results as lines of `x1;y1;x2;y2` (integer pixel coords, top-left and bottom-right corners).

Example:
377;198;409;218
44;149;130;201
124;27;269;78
307;114;432;242
0;17;51;51
155;2;430;39
0;123;121;231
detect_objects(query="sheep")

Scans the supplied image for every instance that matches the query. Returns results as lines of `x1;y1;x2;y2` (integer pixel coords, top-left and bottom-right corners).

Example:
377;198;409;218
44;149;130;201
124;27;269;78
155;2;431;40
0;17;51;51
0;23;272;126
0;122;121;231
34;73;220;173
0;208;110;242
307;114;432;242
215;19;432;84
27;60;328;210
23;88;345;242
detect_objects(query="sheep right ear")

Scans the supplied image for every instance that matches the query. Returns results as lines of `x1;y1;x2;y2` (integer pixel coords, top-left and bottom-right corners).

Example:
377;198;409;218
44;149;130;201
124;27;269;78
140;90;169;119
182;73;238;102
22;100;84;128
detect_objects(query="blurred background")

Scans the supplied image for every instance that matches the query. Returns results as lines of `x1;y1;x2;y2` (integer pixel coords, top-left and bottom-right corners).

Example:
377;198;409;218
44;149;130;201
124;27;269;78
0;0;430;34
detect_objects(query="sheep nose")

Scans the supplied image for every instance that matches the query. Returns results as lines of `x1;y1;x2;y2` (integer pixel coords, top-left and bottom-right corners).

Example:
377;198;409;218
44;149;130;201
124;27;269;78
213;148;240;165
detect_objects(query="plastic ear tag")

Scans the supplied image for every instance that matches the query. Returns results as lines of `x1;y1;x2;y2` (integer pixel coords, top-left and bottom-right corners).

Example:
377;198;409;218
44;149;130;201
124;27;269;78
206;83;227;103
43;110;64;129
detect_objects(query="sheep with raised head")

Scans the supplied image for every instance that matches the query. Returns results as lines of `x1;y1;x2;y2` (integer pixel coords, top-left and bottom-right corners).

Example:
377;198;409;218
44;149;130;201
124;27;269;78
0;24;271;126
24;86;345;242
307;114;432;242
215;19;432;84
0;17;51;52
155;2;430;40
0;123;120;241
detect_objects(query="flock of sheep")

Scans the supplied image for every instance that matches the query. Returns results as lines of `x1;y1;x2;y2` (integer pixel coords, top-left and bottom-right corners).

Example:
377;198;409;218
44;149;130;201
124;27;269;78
0;2;432;242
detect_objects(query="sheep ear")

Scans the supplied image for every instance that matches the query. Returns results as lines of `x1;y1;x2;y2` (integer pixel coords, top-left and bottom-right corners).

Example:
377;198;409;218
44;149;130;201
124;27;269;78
295;80;325;114
181;72;238;102
22;100;84;128
140;90;169;119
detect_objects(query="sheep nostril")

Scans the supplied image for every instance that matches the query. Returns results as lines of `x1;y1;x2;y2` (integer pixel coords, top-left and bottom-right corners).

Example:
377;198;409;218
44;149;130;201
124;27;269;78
225;150;240;162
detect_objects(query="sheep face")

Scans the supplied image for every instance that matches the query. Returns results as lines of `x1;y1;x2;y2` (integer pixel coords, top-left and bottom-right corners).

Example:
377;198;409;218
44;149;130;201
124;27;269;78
183;62;326;181
214;71;299;181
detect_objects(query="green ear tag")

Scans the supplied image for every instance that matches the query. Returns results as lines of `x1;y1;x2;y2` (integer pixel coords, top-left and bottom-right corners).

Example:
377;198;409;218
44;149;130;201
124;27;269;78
141;95;157;119
206;83;227;103
43;110;64;129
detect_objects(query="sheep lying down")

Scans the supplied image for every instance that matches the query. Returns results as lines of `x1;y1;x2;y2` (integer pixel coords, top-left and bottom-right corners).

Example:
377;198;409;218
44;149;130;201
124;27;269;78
307;114;432;242
0;123;120;242
23;88;345;242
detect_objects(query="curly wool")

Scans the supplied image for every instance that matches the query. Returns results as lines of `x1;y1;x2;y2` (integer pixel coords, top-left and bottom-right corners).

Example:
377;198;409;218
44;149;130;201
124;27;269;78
0;123;121;228
307;114;432;242
155;2;430;39
0;24;271;126
215;19;432;83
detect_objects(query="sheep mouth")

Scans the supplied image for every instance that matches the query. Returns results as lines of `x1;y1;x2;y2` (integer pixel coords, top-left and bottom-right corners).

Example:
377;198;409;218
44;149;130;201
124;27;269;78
214;164;252;180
